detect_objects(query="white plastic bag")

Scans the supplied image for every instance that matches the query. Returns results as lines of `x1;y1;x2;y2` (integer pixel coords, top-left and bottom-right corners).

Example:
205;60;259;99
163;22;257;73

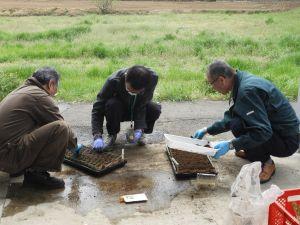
228;162;283;225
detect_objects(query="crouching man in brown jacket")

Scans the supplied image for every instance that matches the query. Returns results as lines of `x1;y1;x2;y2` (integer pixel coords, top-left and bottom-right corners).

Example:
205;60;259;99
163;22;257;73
0;67;78;189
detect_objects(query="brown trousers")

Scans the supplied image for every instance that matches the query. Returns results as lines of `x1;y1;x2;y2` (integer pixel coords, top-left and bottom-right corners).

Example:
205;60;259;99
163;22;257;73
0;120;76;174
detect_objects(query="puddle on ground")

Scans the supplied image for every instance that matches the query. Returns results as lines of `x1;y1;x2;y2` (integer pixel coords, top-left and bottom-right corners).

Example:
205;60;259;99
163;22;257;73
3;153;190;222
58;170;190;222
96;174;153;193
3;183;64;217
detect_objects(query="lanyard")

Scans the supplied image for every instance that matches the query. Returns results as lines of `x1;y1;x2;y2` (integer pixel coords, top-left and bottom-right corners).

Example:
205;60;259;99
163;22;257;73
130;94;137;128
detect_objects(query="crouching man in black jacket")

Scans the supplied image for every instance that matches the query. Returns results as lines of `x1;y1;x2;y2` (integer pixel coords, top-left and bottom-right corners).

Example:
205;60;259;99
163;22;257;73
91;65;161;151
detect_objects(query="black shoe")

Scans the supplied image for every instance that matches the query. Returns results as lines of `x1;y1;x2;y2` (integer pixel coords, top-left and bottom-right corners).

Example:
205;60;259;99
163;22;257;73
23;171;65;189
104;134;117;149
10;170;24;178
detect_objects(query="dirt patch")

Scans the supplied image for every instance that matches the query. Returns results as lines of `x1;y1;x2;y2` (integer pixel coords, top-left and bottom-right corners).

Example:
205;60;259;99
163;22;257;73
0;0;299;16
169;148;217;175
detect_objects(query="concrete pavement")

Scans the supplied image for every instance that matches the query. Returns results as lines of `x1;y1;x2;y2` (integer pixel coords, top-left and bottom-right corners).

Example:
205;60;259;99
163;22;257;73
0;100;299;225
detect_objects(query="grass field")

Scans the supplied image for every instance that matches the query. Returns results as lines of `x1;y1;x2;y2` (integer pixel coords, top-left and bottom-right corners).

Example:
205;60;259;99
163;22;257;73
0;9;299;102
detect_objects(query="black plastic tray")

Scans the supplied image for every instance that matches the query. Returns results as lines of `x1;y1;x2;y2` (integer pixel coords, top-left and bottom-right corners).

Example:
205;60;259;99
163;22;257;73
165;146;217;180
64;146;127;176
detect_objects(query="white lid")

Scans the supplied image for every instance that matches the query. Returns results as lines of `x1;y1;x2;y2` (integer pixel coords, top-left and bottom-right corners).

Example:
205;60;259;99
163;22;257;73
164;134;217;156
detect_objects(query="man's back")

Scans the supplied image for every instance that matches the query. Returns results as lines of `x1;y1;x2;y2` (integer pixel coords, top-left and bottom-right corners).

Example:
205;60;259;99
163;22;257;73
234;71;299;136
0;78;62;149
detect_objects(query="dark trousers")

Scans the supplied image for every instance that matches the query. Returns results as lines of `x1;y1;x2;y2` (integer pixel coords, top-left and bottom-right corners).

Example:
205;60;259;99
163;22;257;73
230;118;299;163
0;121;77;175
104;97;161;135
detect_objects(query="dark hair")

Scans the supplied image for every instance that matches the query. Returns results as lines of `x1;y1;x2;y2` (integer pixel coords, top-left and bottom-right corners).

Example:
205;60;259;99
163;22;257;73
32;67;60;85
207;60;236;79
125;65;151;90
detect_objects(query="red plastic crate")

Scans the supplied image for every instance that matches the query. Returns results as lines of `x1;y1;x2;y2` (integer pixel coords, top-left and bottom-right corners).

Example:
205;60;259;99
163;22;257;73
269;188;300;225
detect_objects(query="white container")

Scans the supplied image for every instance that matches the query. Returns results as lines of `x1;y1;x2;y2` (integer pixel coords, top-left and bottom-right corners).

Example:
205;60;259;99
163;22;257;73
164;134;217;156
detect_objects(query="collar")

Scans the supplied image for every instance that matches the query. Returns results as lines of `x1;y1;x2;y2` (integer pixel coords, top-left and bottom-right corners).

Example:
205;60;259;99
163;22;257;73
25;77;51;95
229;70;242;105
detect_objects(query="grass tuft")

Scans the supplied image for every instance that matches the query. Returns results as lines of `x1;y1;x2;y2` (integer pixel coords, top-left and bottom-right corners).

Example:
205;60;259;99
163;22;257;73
0;25;91;41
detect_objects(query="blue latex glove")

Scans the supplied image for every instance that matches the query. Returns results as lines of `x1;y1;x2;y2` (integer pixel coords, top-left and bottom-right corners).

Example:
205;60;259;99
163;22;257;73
73;144;83;157
68;144;83;157
213;141;230;159
93;137;104;151
133;129;143;143
193;128;207;139
75;144;83;154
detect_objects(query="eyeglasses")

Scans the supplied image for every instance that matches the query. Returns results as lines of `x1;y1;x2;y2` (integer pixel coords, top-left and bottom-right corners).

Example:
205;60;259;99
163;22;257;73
207;77;219;86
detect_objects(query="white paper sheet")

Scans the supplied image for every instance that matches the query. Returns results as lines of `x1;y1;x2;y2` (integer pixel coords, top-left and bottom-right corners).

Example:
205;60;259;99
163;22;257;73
164;134;217;156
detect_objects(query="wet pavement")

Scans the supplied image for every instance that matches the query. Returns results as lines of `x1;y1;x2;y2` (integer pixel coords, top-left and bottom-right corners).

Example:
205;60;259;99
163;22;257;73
2;143;191;223
3;144;300;225
0;100;299;225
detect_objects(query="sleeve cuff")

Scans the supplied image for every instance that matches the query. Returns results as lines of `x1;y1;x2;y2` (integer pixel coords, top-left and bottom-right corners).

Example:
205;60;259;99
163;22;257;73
93;133;102;140
206;126;215;135
231;138;243;151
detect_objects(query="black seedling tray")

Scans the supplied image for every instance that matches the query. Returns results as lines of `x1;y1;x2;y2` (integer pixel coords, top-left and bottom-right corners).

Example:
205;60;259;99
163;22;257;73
64;146;127;176
165;146;217;180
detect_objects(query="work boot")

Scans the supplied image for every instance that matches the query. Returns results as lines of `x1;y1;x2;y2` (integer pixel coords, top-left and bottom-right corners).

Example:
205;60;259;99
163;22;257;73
259;160;276;184
10;170;24;178
235;150;247;159
137;133;146;146
104;134;117;148
23;170;65;189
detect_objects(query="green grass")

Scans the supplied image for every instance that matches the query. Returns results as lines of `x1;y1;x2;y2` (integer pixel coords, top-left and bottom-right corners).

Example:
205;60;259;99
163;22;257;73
0;9;299;102
0;23;91;41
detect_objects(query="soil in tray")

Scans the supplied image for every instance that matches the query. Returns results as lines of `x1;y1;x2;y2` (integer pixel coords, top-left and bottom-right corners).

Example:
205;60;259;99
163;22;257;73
169;148;217;175
65;146;123;171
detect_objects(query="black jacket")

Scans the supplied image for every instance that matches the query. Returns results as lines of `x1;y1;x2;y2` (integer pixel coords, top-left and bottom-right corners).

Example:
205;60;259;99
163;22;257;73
91;68;158;135
207;70;299;151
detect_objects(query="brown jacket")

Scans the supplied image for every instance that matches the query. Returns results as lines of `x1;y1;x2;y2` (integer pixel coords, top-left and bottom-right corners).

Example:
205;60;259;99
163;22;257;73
0;77;63;150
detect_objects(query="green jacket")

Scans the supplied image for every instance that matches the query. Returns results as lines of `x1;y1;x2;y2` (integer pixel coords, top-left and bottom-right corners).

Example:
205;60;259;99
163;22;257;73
207;70;299;151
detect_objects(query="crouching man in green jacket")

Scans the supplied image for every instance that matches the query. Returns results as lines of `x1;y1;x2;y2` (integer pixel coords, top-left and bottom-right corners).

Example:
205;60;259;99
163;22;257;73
194;60;299;183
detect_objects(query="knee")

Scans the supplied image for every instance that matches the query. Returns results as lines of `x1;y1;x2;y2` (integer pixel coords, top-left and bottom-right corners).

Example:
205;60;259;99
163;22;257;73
148;103;161;120
52;120;69;136
285;135;299;157
105;98;123;112
54;120;68;128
